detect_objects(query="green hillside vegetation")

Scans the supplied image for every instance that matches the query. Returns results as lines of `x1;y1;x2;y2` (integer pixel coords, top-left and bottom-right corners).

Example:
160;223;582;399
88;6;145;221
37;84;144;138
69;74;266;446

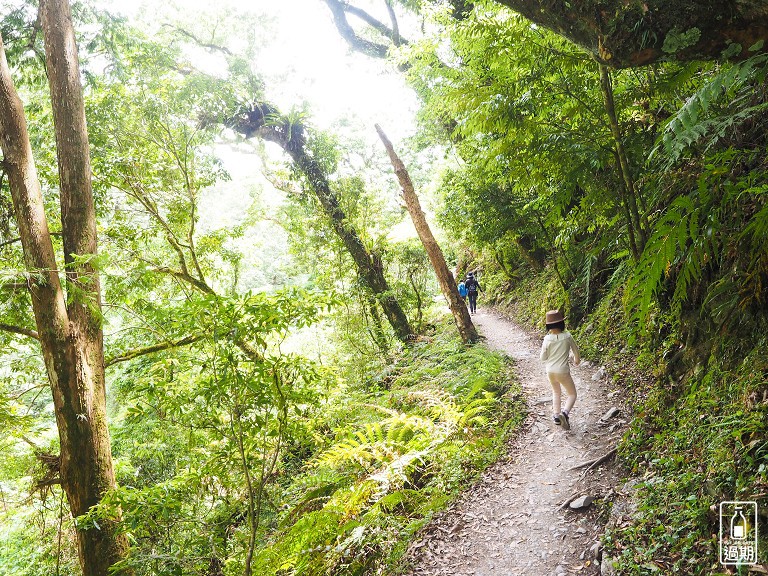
483;264;768;573
0;310;523;575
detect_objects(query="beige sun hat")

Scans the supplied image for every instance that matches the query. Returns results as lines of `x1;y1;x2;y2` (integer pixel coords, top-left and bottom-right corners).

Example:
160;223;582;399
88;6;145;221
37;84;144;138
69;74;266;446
545;310;564;326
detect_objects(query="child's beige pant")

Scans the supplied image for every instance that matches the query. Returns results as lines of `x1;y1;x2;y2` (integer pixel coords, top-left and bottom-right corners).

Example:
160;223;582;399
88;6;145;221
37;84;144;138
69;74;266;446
547;371;577;415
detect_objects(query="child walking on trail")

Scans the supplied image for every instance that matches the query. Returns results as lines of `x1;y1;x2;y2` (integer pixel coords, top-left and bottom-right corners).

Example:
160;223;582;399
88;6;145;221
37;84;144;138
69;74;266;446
540;310;580;430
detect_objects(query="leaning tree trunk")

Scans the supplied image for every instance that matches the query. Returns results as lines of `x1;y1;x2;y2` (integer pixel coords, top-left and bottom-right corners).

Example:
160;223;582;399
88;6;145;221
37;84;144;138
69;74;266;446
227;103;414;342
375;124;479;344
0;2;129;574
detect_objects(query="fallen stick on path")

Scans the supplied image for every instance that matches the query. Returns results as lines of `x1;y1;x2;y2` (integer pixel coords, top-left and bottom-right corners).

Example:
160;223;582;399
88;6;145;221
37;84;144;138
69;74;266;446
567;447;617;473
557;492;580;510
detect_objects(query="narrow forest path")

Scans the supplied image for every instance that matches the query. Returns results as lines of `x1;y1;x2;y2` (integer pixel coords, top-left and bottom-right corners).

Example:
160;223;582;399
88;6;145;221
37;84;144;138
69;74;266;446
403;308;629;576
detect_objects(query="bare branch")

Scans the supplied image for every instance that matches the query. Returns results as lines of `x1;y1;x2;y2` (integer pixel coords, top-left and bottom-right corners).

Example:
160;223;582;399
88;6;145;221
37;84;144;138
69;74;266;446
567;447;617;477
0;323;39;340
166;25;232;55
0;236;22;249
383;0;401;46
152;266;215;295
119;173;192;277
8;384;47;401
0;281;30;291
1;231;62;250
343;1;408;46
105;334;204;368
322;0;393;58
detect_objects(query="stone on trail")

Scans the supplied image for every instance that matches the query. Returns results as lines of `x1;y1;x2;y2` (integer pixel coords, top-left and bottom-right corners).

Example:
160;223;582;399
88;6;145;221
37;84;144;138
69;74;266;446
569;495;595;510
592;367;607;381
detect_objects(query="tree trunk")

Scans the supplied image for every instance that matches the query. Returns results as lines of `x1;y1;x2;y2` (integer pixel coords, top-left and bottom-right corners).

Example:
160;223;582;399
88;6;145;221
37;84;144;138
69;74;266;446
226;104;414;342
375;124;479;344
598;63;646;258
365;293;390;351
1;2;129;573
491;0;768;67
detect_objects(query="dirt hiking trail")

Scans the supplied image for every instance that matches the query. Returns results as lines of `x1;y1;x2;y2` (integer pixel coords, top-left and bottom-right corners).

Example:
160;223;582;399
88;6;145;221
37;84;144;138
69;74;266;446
403;308;629;576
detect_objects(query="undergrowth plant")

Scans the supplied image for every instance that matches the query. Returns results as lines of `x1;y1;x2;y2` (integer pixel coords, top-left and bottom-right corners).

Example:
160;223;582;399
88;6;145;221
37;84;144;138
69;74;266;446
604;337;768;575
251;315;525;576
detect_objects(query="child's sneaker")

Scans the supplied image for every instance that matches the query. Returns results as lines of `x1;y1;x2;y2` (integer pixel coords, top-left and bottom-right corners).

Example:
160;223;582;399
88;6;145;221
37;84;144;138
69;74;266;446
553;414;561;425
560;411;570;430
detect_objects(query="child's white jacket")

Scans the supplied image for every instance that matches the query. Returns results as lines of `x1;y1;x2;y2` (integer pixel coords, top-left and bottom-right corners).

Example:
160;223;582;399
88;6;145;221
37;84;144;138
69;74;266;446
540;331;580;374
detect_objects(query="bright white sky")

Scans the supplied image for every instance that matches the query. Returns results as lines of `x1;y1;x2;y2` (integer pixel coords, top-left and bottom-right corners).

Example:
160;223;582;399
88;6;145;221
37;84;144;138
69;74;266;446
108;0;420;143
100;0;425;287
260;2;419;139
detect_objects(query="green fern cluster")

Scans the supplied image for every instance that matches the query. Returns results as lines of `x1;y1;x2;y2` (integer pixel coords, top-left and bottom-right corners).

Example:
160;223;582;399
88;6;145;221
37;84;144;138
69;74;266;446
628;151;768;334
627;50;768;335
251;317;524;576
656;50;768;167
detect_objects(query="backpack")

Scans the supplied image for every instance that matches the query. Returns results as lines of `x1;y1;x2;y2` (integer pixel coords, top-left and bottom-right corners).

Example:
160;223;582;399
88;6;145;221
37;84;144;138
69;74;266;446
458;281;468;297
466;278;478;294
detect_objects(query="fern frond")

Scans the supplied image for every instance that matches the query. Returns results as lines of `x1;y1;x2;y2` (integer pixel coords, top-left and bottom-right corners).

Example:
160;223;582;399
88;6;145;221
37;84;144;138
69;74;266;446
354;423;384;446
369;449;429;497
652;53;768;166
406;388;463;425
376;489;417;512
626;195;698;329
281;480;345;528
457;393;495;430
385;418;417;444
315;412;434;472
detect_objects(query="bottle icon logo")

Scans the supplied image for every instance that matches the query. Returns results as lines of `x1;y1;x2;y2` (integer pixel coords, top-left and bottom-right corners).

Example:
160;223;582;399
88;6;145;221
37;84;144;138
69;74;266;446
720;501;758;565
730;506;747;540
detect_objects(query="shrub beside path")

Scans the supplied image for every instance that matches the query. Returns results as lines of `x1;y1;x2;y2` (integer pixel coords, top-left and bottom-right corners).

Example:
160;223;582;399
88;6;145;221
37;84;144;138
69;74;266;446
402;308;629;576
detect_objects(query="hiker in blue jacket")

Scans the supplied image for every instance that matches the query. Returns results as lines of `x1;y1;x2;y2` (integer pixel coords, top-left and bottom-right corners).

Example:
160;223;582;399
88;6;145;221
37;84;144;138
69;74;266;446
458;279;468;306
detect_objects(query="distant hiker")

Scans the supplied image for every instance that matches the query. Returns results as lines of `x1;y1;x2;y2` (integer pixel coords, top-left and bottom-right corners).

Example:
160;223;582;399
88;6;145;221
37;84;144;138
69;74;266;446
465;272;482;314
540;310;580;430
458;279;468;304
